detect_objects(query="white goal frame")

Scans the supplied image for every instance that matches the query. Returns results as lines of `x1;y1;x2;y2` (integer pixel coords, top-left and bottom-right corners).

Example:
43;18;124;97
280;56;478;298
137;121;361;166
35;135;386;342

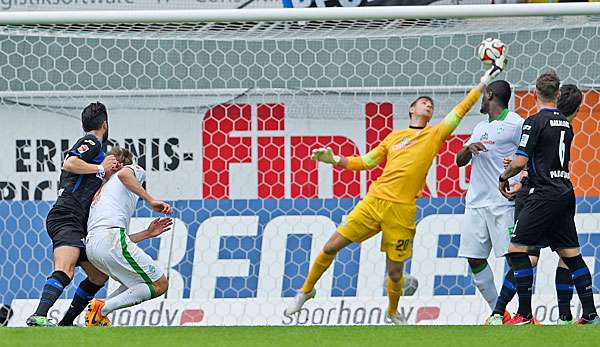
0;3;599;25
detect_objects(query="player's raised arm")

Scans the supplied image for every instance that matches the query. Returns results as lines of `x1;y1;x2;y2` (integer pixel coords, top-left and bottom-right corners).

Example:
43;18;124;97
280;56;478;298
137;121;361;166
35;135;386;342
310;137;388;171
63;143;118;177
117;167;172;214
436;56;507;141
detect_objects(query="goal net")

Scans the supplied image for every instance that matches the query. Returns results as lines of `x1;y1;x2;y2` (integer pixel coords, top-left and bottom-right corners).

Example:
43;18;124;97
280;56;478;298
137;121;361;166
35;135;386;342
1;5;599;326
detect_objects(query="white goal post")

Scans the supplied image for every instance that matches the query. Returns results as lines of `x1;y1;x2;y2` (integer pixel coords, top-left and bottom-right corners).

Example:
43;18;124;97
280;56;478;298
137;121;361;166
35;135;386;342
1;4;600;327
0;3;600;24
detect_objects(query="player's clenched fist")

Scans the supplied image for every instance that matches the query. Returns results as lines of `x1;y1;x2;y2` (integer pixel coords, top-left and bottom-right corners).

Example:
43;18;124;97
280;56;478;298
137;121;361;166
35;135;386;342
310;147;341;165
101;154;119;172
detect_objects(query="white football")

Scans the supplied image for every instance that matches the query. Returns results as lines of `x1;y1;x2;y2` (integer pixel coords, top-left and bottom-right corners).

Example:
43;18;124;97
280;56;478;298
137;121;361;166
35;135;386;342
477;38;506;65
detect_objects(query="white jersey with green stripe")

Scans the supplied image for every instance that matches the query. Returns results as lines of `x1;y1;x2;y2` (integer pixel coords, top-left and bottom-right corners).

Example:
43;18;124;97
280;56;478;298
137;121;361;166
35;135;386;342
87;164;146;235
465;110;524;208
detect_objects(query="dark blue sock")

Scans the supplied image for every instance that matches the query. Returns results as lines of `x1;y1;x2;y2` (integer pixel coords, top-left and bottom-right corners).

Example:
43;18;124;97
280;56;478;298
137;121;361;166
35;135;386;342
58;278;104;326
562;255;597;320
507;252;534;319
33;271;71;317
493;270;517;315
555;266;574;321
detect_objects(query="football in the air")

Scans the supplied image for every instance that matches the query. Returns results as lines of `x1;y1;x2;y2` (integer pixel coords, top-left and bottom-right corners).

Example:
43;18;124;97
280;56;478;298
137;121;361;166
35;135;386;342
477;38;505;65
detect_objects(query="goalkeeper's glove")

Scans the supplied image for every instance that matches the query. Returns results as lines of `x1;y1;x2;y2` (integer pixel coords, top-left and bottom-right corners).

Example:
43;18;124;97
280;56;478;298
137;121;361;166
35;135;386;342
480;47;508;85
310;147;341;165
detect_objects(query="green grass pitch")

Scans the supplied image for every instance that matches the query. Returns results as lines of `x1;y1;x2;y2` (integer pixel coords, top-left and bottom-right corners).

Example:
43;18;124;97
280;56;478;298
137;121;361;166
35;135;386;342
2;326;599;347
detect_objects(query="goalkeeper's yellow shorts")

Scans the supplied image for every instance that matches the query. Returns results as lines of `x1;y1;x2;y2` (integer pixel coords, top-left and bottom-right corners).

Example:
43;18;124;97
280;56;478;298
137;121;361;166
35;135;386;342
337;194;417;262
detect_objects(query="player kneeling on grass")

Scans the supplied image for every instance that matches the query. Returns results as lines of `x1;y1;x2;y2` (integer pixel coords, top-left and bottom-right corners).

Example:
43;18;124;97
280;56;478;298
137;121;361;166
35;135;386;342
84;147;173;326
285;52;507;325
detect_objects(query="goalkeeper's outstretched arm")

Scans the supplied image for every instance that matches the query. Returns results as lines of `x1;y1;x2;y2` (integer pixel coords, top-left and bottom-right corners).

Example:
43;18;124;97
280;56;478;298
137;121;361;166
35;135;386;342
437;55;507;140
310;143;387;171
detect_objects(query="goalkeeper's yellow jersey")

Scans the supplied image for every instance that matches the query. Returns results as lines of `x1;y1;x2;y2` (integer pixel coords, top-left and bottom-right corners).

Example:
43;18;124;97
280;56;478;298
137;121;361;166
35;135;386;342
345;88;482;205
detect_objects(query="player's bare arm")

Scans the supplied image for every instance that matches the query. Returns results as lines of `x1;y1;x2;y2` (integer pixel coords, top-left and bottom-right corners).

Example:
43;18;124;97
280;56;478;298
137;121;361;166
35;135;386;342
128;217;173;243
63;154;118;175
456;142;488;167
499;155;528;199
117;168;172;214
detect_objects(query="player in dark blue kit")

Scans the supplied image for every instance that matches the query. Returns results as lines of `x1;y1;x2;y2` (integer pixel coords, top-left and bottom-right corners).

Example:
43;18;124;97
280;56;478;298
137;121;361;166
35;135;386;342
489;84;584;325
27;102;118;327
498;72;599;325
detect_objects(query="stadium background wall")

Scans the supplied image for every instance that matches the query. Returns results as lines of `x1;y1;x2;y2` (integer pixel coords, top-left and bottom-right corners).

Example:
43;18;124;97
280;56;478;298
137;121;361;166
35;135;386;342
0;14;599;326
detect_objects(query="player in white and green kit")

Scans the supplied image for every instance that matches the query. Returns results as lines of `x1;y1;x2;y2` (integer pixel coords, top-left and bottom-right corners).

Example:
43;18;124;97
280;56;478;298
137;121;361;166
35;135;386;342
455;80;523;323
83;147;173;326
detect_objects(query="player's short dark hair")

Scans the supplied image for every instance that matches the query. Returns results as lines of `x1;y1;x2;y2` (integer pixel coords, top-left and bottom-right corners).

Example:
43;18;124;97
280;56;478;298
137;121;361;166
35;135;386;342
108;147;133;166
557;84;583;117
82;102;108;132
535;71;561;102
408;96;434;118
487;80;511;108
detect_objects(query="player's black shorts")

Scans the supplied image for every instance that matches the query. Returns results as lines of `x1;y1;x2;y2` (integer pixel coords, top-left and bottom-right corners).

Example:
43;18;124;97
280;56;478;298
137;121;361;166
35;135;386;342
514;191;527;223
514;189;543;257
511;190;578;251
46;207;88;262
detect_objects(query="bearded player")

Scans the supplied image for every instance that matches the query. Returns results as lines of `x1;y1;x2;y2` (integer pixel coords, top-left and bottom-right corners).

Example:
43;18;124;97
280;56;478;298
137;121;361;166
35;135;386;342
284;53;507;324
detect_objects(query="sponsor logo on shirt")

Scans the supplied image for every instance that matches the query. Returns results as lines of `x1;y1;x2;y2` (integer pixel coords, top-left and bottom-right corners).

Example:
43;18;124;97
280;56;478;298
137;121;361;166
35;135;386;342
77;144;89;154
392;137;416;151
479;132;495;145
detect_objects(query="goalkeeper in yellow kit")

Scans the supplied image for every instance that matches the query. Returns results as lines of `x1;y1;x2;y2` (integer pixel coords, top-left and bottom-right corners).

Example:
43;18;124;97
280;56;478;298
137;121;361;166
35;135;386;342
285;53;507;324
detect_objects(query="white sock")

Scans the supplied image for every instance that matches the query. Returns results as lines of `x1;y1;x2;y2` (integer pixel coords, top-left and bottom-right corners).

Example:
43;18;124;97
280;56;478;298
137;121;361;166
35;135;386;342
101;284;152;316
472;263;498;310
108;284;128;299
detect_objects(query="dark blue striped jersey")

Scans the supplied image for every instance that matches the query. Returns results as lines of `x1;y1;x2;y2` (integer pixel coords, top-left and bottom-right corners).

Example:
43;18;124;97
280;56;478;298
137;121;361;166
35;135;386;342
51;134;105;220
516;108;574;200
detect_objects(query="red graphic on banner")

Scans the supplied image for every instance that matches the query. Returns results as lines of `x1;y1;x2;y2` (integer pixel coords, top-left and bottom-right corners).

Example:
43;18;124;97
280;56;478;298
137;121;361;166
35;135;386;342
291;136;361;198
180;309;205;325
415;306;441;323
201;102;473;199
258;104;285;198
365;102;394;191
203;104;252;199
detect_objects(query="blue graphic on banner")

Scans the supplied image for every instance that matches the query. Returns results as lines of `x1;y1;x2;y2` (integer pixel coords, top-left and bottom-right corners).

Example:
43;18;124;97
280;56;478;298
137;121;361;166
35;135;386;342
0;197;599;304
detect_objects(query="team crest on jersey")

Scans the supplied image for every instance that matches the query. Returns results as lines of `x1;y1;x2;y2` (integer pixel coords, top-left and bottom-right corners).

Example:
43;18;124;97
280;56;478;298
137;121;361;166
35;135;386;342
496;125;504;134
77;144;89;154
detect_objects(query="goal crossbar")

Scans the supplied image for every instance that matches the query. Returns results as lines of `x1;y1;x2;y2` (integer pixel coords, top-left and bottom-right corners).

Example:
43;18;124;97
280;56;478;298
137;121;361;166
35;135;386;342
0;3;599;25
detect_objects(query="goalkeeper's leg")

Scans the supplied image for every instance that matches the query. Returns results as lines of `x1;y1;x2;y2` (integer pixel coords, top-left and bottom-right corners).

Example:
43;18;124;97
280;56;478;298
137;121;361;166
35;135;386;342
286;197;383;315
385;257;405;324
285;232;351;315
